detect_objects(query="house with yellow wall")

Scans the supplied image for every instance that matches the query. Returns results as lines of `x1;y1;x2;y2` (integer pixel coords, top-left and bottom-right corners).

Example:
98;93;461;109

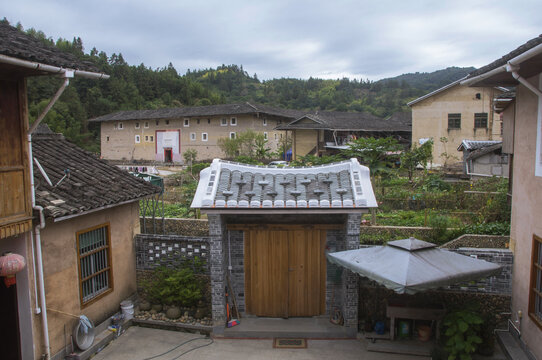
461;34;542;359
31;125;159;358
89;104;304;162
408;80;506;167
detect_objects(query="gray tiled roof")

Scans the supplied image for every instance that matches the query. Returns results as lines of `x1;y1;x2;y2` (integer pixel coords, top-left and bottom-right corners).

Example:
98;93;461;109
457;140;502;151
276;111;410;132
88;103;304;122
467;35;542;78
191;159;377;211
462;35;542;87
32;126;160;219
0;22;99;73
466;143;502;161
385;111;412;126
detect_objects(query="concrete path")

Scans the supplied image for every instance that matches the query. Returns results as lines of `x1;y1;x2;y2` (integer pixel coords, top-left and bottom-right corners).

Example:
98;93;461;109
91;326;429;360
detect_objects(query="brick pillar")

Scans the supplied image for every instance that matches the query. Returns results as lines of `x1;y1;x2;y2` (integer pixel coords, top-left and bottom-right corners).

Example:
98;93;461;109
342;213;361;331
208;214;227;334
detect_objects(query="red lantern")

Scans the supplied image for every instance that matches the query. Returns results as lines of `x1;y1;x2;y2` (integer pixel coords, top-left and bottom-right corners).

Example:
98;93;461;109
0;252;26;288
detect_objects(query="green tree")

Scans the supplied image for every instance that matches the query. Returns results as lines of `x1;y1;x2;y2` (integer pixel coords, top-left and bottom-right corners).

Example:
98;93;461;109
400;139;433;180
183;149;197;174
217;129;270;160
290;154;343;167
342;137;401;176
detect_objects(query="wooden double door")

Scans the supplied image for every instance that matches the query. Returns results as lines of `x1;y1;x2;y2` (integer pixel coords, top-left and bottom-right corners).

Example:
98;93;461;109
244;226;326;317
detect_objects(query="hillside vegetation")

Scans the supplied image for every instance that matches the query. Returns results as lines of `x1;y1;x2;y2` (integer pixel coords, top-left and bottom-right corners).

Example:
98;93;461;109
9;20;474;152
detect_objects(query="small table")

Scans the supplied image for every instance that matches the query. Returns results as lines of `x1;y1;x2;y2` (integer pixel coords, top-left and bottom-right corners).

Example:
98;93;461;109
386;301;445;341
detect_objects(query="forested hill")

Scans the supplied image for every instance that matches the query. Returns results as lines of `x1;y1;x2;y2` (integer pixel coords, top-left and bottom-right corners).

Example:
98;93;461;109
186;65;475;116
11;20;473;152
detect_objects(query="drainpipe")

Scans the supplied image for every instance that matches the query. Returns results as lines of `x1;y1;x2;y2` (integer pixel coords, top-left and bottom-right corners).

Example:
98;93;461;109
28;131;51;359
33;210;49;359
506;63;542;98
0;54;109;80
28;71;72;134
26;71;75;360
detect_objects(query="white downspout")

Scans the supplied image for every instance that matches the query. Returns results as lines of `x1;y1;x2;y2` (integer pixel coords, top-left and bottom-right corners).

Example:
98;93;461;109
507;64;542;98
0;54;109;80
27;72;74;359
28;132;51;359
33;218;49;359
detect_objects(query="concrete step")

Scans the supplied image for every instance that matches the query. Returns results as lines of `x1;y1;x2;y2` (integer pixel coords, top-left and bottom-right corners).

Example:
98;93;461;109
220;317;356;339
496;330;533;360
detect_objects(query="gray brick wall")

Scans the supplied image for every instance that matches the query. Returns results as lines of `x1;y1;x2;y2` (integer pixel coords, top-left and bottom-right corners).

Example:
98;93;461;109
341;214;361;328
326;230;344;314
446;248;513;295
227;230;245;312
207;214;228;330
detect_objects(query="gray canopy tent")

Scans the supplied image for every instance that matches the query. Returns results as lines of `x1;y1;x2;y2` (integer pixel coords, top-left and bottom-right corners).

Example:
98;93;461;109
327;238;502;295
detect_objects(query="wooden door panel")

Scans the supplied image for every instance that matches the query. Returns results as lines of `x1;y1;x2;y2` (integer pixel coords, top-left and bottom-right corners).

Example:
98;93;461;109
245;229;288;317
288;229;325;316
245;227;326;317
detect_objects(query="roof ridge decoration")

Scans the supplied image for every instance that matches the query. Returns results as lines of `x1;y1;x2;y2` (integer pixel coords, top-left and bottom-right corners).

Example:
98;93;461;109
191;158;377;212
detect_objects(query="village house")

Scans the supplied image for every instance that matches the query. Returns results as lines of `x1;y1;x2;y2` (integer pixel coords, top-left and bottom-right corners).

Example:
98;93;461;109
190;158;377;337
89;103;302;162
0;22;107;359
408;80;506;167
90;104;412;163
32;125;159;359
0;22;159;360
457;140;508;178
461;33;542;359
275;111;411;160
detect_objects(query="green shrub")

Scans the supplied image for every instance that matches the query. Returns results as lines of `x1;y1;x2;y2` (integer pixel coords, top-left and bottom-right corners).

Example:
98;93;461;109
429;215;450;244
234;156;263;165
423;174;451;192
443;309;483;360
191;162;210;175
461;222;510;236
142;260;205;307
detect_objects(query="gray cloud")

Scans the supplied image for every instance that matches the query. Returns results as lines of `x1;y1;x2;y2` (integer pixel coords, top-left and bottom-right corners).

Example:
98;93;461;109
4;0;542;80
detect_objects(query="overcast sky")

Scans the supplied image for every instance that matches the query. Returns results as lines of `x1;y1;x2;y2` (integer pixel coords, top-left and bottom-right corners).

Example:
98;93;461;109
4;0;541;80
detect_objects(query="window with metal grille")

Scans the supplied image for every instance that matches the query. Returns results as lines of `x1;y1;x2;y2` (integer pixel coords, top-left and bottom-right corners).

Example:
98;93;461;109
77;224;112;305
530;235;542;327
448;113;461;129
474;113;488;128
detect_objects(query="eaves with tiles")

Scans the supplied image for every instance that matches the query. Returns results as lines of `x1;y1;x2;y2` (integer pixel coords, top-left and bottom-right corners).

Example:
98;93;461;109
191;158;377;214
